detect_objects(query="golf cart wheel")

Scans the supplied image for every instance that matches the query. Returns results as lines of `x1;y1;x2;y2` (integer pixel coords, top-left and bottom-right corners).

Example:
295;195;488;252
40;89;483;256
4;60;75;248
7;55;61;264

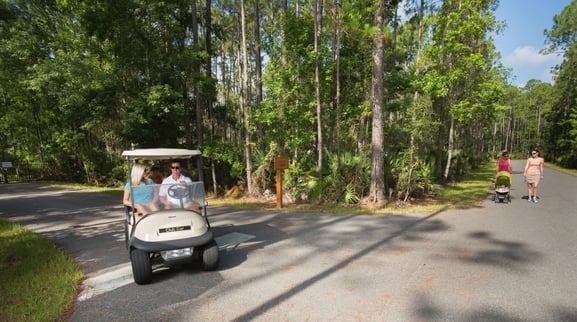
130;249;152;285
201;240;219;271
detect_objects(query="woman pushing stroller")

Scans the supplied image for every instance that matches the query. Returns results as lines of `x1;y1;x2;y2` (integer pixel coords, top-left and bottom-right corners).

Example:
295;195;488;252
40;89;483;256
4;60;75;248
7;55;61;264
496;151;512;173
494;151;512;203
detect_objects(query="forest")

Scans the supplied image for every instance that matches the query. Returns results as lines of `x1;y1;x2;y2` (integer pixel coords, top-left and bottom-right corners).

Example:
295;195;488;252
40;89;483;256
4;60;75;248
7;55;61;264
1;0;576;207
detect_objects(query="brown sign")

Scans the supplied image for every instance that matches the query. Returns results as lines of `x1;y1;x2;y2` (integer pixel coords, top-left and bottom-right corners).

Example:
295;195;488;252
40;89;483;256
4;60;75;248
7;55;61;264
274;156;289;170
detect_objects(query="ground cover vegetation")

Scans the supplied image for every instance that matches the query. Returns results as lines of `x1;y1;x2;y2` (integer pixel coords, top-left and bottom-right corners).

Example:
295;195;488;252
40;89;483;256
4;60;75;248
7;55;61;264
0;219;83;321
1;0;576;207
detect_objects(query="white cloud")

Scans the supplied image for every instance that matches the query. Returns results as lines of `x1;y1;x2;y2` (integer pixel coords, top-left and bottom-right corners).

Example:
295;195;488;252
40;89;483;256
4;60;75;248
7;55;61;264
503;46;564;85
504;46;562;67
541;68;557;83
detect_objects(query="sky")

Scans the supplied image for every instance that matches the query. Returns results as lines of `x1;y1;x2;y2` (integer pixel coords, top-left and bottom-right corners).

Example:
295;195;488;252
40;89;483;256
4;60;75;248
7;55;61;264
493;0;572;86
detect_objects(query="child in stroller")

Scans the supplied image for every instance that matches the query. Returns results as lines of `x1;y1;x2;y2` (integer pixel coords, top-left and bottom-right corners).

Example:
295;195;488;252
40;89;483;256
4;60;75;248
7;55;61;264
494;171;512;203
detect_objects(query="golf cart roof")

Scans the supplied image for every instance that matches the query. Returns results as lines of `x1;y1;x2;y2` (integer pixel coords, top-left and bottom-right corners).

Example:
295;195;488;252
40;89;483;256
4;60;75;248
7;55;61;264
122;148;202;160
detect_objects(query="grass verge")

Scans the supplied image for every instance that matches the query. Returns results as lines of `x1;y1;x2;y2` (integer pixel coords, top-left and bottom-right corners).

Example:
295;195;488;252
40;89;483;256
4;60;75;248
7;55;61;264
544;162;577;176
0;219;83;322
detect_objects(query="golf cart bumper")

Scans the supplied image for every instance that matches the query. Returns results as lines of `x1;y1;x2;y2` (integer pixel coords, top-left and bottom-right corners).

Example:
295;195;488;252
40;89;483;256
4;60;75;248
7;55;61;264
130;230;214;253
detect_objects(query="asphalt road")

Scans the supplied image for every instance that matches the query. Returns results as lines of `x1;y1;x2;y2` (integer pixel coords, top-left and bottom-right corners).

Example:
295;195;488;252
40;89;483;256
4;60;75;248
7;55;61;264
1;159;577;322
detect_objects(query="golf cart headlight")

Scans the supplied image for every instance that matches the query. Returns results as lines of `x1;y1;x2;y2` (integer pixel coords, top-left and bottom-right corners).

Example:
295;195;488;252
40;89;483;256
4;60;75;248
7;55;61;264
160;248;193;260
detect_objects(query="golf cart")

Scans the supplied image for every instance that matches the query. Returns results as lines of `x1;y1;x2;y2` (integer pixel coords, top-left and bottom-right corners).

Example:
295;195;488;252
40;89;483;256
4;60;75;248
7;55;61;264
121;148;219;285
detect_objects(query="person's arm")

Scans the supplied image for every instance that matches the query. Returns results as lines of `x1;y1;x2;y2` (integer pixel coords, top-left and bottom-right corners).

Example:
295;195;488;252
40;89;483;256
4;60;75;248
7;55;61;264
508;160;512;173
540;159;544;177
524;159;529;176
123;189;132;207
158;191;172;208
157;182;171;208
147;179;159;204
189;200;203;214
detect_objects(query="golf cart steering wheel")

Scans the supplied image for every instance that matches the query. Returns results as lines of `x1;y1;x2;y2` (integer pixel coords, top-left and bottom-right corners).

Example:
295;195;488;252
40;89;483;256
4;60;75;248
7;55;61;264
167;184;190;200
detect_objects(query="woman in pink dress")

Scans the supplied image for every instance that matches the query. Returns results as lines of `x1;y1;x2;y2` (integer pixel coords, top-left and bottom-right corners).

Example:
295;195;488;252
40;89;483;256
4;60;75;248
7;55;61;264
523;149;544;202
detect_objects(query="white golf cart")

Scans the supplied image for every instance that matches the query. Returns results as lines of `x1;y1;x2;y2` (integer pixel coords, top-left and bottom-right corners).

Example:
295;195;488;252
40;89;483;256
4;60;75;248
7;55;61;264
121;148;219;285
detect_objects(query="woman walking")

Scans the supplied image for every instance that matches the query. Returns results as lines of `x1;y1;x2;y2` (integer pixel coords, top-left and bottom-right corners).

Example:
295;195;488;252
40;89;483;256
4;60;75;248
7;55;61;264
524;149;544;203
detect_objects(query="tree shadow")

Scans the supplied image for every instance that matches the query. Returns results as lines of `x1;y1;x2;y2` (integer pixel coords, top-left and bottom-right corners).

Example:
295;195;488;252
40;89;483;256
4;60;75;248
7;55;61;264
432;230;542;272
230;209;451;321
413;293;577;322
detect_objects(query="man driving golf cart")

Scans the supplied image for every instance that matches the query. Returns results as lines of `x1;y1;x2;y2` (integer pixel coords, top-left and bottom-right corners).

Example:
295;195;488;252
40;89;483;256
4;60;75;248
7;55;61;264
158;159;202;212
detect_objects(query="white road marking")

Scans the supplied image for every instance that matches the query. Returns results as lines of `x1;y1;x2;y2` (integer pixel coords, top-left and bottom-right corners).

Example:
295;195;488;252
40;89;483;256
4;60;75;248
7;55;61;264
77;232;256;301
77;263;133;301
215;232;256;250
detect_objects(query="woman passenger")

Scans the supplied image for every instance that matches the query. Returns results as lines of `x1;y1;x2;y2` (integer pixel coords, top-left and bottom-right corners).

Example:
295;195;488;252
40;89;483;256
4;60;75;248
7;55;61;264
123;163;159;214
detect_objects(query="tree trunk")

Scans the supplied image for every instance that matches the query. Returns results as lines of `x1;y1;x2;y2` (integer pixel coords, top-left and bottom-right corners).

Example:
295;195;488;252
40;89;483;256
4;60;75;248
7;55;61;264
333;1;342;202
314;0;323;181
240;0;253;195
280;0;287;67
189;0;205;181
369;0;386;207
254;0;264;142
405;0;425;202
443;115;455;182
204;0;215;192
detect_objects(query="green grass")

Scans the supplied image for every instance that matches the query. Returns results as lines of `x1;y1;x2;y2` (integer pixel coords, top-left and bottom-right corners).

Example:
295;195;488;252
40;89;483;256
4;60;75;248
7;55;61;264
0;219;83;322
544;162;577;176
49;182;121;194
434;161;497;209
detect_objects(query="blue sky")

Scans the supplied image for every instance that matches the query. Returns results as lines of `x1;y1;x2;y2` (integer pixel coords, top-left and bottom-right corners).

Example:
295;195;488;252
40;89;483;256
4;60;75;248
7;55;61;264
493;0;572;86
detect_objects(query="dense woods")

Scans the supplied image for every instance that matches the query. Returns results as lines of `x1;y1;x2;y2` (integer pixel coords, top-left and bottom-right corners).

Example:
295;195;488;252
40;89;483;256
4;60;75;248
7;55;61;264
1;0;576;206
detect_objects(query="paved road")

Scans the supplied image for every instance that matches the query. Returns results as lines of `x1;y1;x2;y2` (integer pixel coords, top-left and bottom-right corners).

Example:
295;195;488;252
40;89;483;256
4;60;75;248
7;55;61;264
1;160;576;321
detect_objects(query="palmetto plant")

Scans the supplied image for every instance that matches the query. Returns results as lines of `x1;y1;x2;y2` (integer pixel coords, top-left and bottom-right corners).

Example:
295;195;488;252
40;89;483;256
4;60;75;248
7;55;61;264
283;150;369;204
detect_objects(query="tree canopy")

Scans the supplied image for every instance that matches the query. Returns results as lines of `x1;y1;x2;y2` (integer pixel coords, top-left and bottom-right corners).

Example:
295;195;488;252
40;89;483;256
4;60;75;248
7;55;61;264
1;0;575;207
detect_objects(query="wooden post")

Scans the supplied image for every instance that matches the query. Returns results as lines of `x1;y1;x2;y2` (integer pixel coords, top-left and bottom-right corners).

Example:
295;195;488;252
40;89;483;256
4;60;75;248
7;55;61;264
274;156;289;208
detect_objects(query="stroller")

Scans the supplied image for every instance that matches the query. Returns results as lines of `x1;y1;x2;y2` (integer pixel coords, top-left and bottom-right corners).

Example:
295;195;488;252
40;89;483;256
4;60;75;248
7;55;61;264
493;171;512;203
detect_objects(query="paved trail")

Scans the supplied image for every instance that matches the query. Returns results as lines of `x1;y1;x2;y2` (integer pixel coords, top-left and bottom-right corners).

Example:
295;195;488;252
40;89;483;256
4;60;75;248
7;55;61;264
1;160;576;321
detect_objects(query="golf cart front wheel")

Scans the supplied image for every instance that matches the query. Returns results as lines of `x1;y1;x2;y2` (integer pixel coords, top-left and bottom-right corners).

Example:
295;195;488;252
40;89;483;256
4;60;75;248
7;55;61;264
201;240;219;271
130;249;152;285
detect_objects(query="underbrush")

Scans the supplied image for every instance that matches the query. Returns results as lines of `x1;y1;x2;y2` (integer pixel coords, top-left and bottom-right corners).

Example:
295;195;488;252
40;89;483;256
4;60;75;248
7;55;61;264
210;161;496;214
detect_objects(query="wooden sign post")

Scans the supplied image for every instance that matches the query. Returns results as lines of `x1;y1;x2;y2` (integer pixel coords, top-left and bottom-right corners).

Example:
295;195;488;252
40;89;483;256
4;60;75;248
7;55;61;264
274;156;289;208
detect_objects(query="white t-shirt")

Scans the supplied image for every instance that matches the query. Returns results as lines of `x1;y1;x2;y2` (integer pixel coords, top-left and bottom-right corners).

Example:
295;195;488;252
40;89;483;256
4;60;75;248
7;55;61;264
159;175;193;207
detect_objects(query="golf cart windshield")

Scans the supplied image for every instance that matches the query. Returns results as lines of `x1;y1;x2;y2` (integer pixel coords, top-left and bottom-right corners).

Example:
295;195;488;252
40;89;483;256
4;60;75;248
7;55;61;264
122;148;206;213
128;182;206;212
